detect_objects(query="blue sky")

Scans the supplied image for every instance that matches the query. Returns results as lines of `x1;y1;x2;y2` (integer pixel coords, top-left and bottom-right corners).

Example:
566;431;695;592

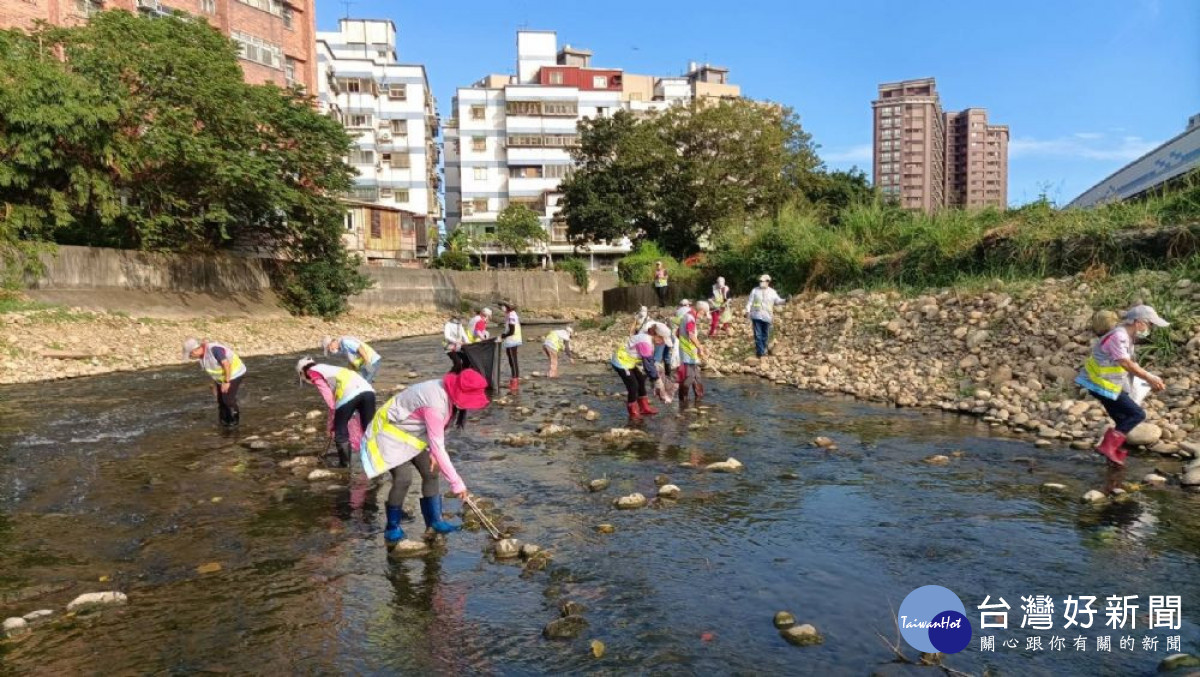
316;0;1199;207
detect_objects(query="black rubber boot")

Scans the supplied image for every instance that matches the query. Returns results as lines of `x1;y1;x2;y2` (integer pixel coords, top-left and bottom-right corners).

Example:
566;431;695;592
333;440;351;468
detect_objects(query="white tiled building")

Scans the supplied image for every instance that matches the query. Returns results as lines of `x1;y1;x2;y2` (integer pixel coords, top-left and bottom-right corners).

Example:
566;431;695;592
444;30;739;269
317;19;440;260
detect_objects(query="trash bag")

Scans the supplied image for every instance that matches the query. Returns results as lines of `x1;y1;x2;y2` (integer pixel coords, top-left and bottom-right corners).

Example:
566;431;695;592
461;341;501;393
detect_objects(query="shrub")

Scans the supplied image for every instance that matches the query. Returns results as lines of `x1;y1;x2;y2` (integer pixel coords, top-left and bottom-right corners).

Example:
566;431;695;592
555;257;590;289
431;250;471;270
275;255;372;320
617;241;696;288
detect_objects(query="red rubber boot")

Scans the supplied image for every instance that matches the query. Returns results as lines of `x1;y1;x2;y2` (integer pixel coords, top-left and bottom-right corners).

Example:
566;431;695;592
1095;429;1127;466
637;396;659;416
626;402;642;422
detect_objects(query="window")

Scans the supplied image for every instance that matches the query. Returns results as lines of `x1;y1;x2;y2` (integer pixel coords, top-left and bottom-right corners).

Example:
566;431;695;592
370;210;382;238
543;101;578;117
472;198;488;213
543;134;578;148
592;75;609;88
387;84;407;101
471;136;486;152
393;189;410;203
282;5;293;29
506;134;543;147
231;32;284;70
348;185;378;201
473;167;488;180
284;58;297;87
200;0;215;13
342;78;362;93
236;0;284;15
549;71;565;85
348;149;374;165
389;119;407;135
544;164;572;179
348;114;372;128
506;101;540;116
470;105;485;120
511;166;542;179
390;153;411;169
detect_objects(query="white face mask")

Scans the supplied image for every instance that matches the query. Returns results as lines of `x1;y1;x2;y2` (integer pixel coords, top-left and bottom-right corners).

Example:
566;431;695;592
759;281;769;288
1136;328;1150;340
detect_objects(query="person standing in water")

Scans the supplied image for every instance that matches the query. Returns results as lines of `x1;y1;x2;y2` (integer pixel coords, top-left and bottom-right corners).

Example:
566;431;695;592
1076;305;1169;466
297;358;377;468
183;338;246;428
468;307;493;342
500;302;523;391
652;261;670;308
322;336;382;384
709;277;731;337
442;315;471;372
542;327;575;378
611;324;670;421
360;368;490;544
676;301;711;410
745;274;785;358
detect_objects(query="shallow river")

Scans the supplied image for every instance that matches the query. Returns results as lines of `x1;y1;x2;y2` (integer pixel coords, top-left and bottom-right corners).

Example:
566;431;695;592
1;334;1197;675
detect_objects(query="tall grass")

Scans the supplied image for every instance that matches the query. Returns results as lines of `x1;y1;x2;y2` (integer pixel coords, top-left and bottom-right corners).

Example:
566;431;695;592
707;173;1200;295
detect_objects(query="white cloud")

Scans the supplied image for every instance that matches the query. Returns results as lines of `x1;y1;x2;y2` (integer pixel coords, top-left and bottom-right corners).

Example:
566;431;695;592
1009;133;1160;162
823;144;873;163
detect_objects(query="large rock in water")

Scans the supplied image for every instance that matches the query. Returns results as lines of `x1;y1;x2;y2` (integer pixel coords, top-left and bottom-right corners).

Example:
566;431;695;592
780;623;823;646
613;493;647;510
1125;422;1162;447
543;615;588;640
3;617;29;638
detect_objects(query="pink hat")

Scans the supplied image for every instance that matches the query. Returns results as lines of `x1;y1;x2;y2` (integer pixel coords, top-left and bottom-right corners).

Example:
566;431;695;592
443;369;490;410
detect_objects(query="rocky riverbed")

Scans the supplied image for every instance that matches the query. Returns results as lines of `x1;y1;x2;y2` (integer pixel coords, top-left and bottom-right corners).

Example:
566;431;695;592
0;302;595;385
574;274;1200;460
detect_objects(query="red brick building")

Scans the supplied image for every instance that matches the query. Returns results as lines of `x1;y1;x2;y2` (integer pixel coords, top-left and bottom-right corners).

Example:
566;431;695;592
0;0;316;92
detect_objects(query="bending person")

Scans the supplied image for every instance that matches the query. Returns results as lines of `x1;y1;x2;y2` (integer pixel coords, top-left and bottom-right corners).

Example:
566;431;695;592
542;327;575;378
322;335;382;384
1076;305;1169;466
183;338;246;428
298;358;376;468
360;369;491;544
611;324;669;421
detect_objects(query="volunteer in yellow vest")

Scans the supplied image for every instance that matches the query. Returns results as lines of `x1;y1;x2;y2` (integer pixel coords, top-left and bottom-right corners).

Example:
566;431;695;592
360;368;490;544
500;302;523;391
1075;305;1169;466
322;336;382;384
542;327;575;378
746;274;786;358
676;301;711;410
442;315;471;372
183;338;246;427
709;277;731;337
611;324;670;421
652;261;670;308
297;358;377;468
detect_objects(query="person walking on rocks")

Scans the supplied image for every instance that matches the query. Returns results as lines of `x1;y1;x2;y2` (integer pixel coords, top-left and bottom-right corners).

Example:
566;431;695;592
611;324;670;421
183;338;246;428
360;369;490;544
500;302;523;391
709;277;732;337
468;308;493;342
652;261;670;307
298;358;377;468
542;327;575;378
322;336;382;384
746;274;785;358
1076;305;1169;466
677;301;711;409
442;315;471;372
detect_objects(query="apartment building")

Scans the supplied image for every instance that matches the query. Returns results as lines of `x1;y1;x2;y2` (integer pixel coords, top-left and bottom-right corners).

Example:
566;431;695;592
445;30;740;269
317;19;440;263
0;0;317;92
872;78;1008;212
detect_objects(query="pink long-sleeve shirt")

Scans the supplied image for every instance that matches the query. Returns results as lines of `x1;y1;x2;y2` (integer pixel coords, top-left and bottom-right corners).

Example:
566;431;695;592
371;379;466;494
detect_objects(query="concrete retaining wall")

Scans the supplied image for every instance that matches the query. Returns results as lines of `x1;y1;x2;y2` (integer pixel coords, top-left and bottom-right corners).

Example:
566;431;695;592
353;267;618;312
15;245;617;317
602;283;690;315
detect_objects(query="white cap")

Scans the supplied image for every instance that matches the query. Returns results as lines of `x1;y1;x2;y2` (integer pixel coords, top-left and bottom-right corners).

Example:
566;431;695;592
695;300;710;312
320;336;333;355
182;337;201;360
759;274;772;282
482;307;493;316
296;357;316;381
564;327;574;336
651;323;673;339
678;299;692;307
1124;304;1169;327
716;277;725;286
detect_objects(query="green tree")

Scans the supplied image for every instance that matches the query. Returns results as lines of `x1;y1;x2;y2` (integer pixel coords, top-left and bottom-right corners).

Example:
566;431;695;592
560;100;821;259
0;12;367;316
495;204;547;265
804;168;875;223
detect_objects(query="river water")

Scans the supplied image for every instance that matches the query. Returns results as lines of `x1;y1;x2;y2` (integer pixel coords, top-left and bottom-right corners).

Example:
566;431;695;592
1;335;1197;675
